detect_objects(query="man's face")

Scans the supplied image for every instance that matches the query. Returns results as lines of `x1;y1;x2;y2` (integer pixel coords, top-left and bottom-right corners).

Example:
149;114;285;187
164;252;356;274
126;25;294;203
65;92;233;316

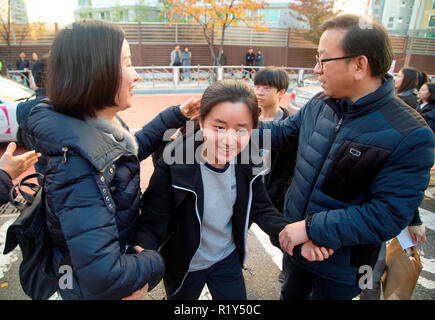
20;52;26;59
315;29;354;99
175;45;180;51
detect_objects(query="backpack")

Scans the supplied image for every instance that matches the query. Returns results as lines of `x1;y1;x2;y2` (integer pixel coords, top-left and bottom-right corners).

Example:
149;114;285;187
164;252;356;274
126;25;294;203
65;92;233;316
3;173;59;300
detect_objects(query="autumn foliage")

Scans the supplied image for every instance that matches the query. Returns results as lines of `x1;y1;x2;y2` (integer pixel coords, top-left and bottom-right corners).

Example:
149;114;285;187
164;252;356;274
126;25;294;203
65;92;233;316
162;0;268;65
289;0;337;44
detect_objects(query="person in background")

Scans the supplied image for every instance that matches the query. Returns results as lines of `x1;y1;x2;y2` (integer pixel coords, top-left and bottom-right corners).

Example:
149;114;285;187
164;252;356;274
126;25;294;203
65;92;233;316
255;49;264;72
0;142;41;206
417;83;435;132
253;67;297;284
170;44;182;67
30;52;39;71
16;51;30;86
17;54;48;156
182;47;192;81
395;67;419;109
244;46;255;79
417;71;428;91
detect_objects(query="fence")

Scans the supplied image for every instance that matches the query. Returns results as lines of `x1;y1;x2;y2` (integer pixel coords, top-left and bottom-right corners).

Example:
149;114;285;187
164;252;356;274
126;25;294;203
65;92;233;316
134;65;314;89
1;22;434;53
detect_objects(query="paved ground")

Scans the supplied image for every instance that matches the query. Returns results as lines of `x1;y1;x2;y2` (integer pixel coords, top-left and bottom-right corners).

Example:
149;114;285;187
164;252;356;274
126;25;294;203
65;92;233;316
0;92;434;300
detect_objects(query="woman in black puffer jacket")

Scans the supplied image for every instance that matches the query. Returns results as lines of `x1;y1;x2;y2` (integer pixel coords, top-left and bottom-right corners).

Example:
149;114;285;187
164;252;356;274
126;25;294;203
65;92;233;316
27;20;196;300
395;67;419;109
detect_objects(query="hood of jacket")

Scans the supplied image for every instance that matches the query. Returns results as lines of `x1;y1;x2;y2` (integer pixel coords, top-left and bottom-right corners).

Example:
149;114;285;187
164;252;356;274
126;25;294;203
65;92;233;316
27;102;134;172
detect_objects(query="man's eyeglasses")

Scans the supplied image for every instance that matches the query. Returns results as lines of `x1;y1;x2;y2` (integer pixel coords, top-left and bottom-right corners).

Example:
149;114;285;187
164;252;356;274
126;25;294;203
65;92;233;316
315;55;359;71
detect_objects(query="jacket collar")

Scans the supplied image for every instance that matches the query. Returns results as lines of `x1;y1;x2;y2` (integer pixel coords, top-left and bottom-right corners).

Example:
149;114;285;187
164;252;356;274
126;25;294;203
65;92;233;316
28;102;134;172
321;73;395;120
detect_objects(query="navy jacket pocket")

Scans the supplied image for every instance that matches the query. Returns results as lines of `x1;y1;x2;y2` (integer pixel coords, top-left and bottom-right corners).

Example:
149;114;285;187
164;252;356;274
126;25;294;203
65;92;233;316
322;141;391;203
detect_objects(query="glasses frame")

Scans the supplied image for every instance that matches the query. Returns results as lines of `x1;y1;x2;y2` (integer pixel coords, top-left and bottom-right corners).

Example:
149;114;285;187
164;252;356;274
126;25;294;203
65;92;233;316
315;55;359;70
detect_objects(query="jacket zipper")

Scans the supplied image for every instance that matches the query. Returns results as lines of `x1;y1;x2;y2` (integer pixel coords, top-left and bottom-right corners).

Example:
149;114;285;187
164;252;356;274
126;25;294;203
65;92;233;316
242;167;269;266
301;116;345;216
170;166;268;294
170;185;202;296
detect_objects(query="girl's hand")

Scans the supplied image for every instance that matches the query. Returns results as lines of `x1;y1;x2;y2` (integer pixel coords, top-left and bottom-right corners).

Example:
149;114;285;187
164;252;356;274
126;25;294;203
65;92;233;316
122;283;149;300
180;97;201;119
408;224;427;243
301;240;334;262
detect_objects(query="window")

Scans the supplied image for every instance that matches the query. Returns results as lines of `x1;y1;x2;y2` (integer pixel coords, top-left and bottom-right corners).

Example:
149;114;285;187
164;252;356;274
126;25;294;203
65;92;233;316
389;17;394;22
433;0;435;10
259;9;279;22
429;15;435;28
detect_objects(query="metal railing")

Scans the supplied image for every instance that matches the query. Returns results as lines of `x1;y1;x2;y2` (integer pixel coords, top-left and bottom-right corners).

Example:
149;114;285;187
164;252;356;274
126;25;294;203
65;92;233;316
5;66;435;91
134;65;315;89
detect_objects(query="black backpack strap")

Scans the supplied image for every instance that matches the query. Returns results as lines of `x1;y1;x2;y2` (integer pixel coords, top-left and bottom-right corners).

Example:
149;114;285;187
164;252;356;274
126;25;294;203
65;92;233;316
10;173;45;210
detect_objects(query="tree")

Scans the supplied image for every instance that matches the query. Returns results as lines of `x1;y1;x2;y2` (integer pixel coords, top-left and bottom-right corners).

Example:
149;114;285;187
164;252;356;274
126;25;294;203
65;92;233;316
288;0;337;44
162;0;269;66
0;0;30;69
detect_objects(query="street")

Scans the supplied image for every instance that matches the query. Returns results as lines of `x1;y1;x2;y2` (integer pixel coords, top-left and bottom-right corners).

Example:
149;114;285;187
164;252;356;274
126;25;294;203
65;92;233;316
0;93;434;300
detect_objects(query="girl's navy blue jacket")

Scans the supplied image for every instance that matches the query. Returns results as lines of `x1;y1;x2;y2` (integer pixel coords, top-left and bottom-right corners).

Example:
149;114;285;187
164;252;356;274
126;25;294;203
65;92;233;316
27;103;188;300
132;134;291;297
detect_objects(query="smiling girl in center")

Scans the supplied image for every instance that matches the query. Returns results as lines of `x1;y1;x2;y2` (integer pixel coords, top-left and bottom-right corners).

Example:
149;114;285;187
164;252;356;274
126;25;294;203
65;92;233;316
132;80;333;300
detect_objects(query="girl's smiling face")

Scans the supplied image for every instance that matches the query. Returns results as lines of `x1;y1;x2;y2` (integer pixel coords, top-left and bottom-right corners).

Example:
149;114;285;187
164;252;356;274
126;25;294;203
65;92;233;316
115;39;139;111
199;101;254;168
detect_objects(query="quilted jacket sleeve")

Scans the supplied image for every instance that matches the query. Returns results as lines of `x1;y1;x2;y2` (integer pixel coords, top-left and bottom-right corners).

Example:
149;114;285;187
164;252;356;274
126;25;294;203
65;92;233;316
258;107;303;152
135;106;188;162
48;156;164;299
306;127;435;250
131;162;174;250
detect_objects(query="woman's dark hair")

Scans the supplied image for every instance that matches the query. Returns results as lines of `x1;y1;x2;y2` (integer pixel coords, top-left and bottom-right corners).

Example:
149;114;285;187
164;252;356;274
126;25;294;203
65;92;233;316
200;79;259;128
46;19;125;119
321;14;393;78
254;66;289;92
417;71;428;90
397;67;419;94
32;54;48;88
424;83;435;104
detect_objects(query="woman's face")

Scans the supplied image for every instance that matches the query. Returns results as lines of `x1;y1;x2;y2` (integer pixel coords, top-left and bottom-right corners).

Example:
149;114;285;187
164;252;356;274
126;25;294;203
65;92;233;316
395;70;404;89
200;101;253;167
115;39;139;111
419;84;430;103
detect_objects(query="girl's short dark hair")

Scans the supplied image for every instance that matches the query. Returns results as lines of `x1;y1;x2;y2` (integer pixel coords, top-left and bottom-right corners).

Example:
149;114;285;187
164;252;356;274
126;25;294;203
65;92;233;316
200;79;259;128
397;67;419;94
321;14;393;78
254;67;289;92
46;19;125;119
425;83;435;104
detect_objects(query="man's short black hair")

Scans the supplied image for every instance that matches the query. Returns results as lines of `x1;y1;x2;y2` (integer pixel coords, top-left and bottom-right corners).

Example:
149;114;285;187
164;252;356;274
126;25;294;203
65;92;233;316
254;67;289;92
46;19;125;119
321;14;394;78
